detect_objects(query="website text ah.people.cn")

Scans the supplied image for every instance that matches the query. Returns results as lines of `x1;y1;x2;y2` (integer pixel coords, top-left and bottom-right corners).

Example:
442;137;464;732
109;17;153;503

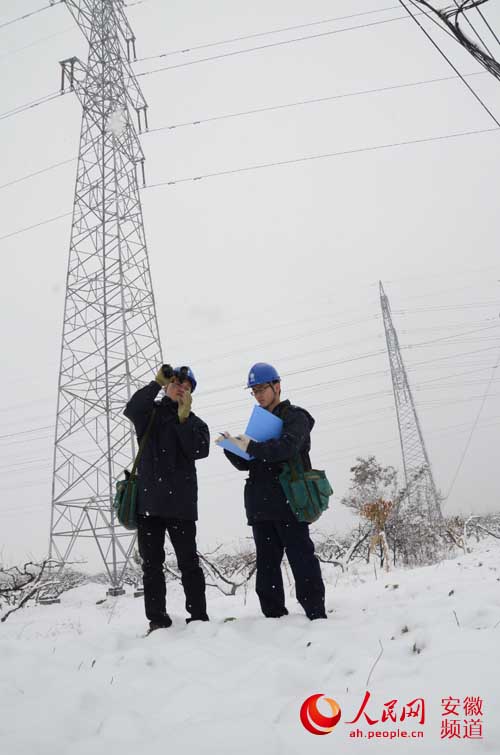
350;727;424;740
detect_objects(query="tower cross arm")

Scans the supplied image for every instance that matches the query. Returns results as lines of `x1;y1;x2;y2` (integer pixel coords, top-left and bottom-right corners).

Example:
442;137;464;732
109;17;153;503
59;56;87;99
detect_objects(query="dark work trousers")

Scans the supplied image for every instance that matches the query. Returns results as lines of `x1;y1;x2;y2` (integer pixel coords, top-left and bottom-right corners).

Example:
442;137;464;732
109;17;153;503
252;521;326;619
137;514;207;623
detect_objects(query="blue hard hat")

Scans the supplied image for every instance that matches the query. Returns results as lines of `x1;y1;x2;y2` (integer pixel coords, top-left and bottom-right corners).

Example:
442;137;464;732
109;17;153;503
174;366;197;392
246;362;281;388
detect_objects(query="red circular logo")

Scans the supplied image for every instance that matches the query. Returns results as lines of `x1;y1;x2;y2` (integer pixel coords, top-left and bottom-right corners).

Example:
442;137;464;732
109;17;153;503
300;694;342;735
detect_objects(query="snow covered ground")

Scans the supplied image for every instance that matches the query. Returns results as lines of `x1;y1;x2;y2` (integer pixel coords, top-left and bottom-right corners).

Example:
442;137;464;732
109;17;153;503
1;540;499;755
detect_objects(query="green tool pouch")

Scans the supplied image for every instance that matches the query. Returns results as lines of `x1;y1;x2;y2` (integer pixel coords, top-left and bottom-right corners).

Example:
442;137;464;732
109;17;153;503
279;454;333;524
113;408;156;531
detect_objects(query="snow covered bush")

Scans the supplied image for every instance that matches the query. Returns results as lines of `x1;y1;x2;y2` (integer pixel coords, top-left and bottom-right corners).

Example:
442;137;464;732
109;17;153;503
341;456;448;567
0;560;52;623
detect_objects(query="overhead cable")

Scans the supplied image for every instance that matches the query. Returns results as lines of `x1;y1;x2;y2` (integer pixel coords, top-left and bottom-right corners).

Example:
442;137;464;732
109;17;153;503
0;90;63;123
445;346;500;501
451;0;494;57
0;211;71;243
136;15;422;78
0;71;487;195
134;6;405;63
0;1;60;31
144;71;487;135
144;126;500;190
399;0;500;126
0;157;76;191
3;125;498;245
0;26;73;60
473;3;500;48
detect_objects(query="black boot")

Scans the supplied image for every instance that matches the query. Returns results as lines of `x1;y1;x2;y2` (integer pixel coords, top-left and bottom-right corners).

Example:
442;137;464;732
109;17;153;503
146;615;172;635
307;610;327;621
264;607;289;618
185;614;209;624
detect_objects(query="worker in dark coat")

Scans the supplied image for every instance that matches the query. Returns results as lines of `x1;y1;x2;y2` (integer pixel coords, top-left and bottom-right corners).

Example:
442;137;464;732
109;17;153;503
124;365;210;633
217;362;326;621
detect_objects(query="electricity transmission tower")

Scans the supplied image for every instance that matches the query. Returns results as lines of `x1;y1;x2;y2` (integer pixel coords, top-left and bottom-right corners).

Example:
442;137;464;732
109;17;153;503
47;0;162;594
379;282;443;525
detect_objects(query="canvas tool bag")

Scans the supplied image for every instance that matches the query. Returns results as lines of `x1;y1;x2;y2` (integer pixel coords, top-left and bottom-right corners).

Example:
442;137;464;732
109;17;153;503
277;403;333;524
279;453;333;524
113;409;156;531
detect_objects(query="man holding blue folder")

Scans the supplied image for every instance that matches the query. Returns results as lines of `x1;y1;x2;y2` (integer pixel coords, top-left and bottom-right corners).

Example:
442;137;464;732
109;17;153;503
217;362;326;621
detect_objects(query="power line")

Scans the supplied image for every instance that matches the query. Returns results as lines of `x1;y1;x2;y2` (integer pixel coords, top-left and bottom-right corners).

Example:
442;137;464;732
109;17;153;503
0;1;60;31
145;125;500;189
451;0;494;58
5;401;500;501
445;346;500;501
313;415;500;468
1;386;498;482
198;318;381;370
0;25;73;61
399;0;500;127
398;0;458;43
1;342;498;447
3;125;498;245
0;156;76;191
0;71;487;195
198;321;498;386
395;300;499;313
401;323;500;349
144;70;487;135
411;363;500;386
418;390;500;408
135;6;404;63
136;14;420;79
0;90;63;123
408;0;500;58
196;349;389;398
474;3;500;48
1;9;476;136
202;337;498;406
381;263;499;287
410;344;500;369
0;424;53;441
0;325;495;430
0;210;71;243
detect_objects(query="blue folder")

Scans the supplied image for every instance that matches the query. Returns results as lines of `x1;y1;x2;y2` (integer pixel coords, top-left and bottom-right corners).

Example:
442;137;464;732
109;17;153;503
218;405;283;460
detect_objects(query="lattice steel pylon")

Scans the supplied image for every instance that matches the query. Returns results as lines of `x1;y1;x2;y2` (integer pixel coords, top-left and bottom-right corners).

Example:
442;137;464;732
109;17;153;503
379;282;443;525
47;0;162;594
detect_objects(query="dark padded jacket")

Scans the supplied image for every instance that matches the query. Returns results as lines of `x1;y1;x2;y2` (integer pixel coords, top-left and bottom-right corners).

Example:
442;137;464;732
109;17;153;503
224;400;314;524
123;381;210;520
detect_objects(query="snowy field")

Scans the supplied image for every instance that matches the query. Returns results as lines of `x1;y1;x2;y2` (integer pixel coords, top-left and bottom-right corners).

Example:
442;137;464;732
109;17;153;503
1;540;499;755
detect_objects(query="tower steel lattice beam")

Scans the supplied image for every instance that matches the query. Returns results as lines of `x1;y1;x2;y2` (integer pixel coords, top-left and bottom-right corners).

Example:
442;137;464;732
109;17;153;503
379;281;443;525
47;0;162;594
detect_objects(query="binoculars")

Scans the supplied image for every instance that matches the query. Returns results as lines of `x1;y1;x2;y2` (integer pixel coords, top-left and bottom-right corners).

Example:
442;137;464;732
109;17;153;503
162;364;189;383
161;364;174;380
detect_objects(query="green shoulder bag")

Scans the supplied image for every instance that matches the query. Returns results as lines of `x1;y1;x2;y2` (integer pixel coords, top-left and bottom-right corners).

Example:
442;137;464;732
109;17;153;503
113;409;156;531
279;453;333;524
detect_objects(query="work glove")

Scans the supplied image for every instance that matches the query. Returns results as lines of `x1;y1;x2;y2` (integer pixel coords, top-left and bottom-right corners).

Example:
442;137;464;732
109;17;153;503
216;432;251;453
155;364;174;387
177;390;192;423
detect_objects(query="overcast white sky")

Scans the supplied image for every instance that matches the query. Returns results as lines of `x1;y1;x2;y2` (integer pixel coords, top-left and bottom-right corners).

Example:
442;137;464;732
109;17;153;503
0;0;499;569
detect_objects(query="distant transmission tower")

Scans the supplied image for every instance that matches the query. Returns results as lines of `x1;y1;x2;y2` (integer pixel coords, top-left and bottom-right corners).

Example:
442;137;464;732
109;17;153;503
379;282;443;524
47;0;162;594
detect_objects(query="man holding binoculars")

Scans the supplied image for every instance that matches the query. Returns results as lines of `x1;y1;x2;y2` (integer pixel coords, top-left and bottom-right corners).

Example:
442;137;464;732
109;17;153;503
124;364;210;634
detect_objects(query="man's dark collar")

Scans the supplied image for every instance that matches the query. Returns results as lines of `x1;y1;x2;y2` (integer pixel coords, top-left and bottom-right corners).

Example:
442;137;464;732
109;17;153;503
273;399;290;416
